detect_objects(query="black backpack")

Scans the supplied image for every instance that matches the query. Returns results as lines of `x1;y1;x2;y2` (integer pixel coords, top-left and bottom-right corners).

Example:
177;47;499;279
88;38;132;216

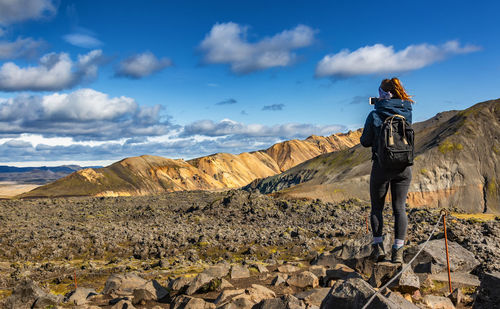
376;114;414;169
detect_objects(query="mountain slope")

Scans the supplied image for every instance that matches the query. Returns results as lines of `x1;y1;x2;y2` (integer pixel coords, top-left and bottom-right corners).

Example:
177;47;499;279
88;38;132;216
245;100;500;213
19;130;361;198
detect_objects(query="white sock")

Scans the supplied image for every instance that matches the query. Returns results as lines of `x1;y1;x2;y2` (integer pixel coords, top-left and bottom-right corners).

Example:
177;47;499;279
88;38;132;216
373;236;383;244
393;239;404;249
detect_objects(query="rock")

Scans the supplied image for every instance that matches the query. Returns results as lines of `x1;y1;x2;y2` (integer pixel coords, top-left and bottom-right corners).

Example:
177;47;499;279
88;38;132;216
172;295;216;309
447;288;464;306
321;235;392;275
66;287;97;305
111;299;136;309
422;295;455;309
186;273;215;295
324;264;360;284
277;264;300;273
203;263;231;278
320;278;418;309
308;265;326;279
253;264;269;273
474;271;500;309
4;279;60;309
368;262;401;288
231;265;250;279
220;279;233;289
32;294;63;309
214;289;246;305
271;274;287;286
368;262;420;293
294;288;330;306
102;273;147;296
245;284;276;303
170;276;194;291
429;272;480;287
311;252;341;268
394;267;420;294
255;294;306;309
287;271;319;288
408;239;479;274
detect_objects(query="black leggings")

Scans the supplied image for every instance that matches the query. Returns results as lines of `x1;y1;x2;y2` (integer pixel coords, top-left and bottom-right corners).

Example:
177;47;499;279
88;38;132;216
370;161;412;240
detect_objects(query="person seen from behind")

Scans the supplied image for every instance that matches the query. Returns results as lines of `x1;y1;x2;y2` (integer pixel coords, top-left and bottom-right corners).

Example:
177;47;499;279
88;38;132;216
360;77;414;264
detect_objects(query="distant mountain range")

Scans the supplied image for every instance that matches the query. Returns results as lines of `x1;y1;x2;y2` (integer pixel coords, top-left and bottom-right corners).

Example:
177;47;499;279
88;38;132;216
0;165;91;184
17;100;500;214
19;130;361;198
245;100;499;213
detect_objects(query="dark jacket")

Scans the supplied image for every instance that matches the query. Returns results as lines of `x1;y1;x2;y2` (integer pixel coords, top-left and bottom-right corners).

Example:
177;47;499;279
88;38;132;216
360;98;413;160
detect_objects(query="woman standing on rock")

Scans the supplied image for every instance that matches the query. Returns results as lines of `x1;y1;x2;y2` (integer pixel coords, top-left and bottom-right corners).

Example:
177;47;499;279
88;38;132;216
360;77;414;263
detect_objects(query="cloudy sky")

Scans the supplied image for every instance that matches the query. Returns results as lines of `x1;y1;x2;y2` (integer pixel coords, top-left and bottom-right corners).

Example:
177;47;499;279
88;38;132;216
0;0;498;166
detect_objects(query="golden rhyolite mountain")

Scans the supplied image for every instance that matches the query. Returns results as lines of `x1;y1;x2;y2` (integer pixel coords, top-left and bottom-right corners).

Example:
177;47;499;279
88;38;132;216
20;130;361;198
245;100;500;213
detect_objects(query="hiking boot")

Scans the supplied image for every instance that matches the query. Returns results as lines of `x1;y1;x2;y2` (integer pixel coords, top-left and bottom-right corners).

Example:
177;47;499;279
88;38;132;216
370;243;386;262
391;247;404;264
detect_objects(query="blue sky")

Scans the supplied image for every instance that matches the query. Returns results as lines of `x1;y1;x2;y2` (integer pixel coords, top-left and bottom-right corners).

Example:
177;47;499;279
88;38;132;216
0;0;499;166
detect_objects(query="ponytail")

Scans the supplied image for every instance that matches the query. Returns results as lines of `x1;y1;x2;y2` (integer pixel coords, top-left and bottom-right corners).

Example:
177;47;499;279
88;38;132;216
381;78;414;103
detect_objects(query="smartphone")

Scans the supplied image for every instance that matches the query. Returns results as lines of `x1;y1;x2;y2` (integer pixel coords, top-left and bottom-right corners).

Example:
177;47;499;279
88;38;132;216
369;97;377;105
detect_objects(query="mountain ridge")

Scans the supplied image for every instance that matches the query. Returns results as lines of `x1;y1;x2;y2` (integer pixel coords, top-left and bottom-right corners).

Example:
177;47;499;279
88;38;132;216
245;100;500;213
19;130;362;198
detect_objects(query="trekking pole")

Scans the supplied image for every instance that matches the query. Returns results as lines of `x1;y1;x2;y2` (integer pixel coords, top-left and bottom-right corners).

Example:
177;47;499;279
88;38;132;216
365;216;370;234
74;270;78;290
441;209;453;294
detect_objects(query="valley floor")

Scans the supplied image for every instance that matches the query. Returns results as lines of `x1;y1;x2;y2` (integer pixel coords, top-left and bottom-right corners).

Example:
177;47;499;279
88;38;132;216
0;190;498;308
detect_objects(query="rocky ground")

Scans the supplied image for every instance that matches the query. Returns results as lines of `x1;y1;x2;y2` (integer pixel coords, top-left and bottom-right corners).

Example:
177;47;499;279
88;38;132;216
0;190;499;308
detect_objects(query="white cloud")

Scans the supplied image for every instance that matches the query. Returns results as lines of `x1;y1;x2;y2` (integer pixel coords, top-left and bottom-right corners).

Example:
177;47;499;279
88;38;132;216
199;22;316;74
41;88;136;121
0;0;57;26
0;49;105;91
63;33;102;48
182;118;345;138
116;51;172;79
0;36;45;59
315;40;481;77
0;88;171;140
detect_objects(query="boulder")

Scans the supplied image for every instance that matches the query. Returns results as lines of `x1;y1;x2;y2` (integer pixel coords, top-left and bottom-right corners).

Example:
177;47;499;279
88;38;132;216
170;276;194;291
474;271;500;309
186;273;215;295
422;295;455;309
255;294;306;309
214;289;245;305
317;235;392;275
231;265;250;279
447;288;464;306
66;287;97;305
172;295;216;309
429;272;480;287
4;279;61;309
253;264;269;273
294;288;330;306
394;267;420;294
132;280;169;305
277;264;300;273
407;239;479;274
324;264;361;284
102;273;147;296
287;271;319;288
271;274;287;286
368;262;401;288
203;263;231;278
320;278;418;309
220;279;234;290
308;265;327;279
246;284;276;303
111;299;136;309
